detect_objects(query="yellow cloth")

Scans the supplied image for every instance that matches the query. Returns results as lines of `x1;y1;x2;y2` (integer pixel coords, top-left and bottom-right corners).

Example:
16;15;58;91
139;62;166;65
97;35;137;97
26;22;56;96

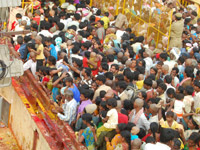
136;80;144;90
96;125;113;138
106;134;122;150
36;44;45;60
101;16;110;29
160;118;184;131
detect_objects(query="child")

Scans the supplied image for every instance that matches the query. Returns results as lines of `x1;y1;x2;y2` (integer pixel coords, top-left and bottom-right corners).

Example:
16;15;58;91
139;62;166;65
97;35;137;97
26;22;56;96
115;130;130;150
138;91;147;101
44;38;58;60
143;78;154;101
78;113;97;150
88;52;98;69
183;86;194;114
77;89;92;115
156;83;167;109
136;74;144;90
173;93;185;122
105;123;126;150
15;36;23;51
31;35;45;72
131;126;140;141
165;88;175;112
96;98;118;137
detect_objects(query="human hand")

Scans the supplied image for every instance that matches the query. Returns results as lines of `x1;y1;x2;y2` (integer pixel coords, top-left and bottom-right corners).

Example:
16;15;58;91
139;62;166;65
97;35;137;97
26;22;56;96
105;137;109;142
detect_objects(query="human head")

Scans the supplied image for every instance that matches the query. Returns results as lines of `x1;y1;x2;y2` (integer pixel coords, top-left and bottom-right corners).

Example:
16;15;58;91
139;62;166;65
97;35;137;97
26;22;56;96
166;111;174;123
64;90;74;101
187;132;200;148
29;52;36;62
96;75;106;85
120;130;131;149
164;75;172;84
134;98;144;109
106;98;117;109
157;83;167;94
115;81;127;93
80;89;90;101
143;78;152;90
65;77;73;87
116;123;127;134
35;35;42;44
131;138;142;149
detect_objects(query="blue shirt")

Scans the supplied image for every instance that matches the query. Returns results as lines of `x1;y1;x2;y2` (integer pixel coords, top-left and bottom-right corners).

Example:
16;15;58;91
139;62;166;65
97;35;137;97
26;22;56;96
131;134;139;141
68;84;80;103
52;87;59;102
19;44;27;59
50;44;57;60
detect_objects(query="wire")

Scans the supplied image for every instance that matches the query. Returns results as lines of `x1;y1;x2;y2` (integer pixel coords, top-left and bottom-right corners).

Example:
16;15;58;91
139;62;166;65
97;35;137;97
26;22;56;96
0;60;6;80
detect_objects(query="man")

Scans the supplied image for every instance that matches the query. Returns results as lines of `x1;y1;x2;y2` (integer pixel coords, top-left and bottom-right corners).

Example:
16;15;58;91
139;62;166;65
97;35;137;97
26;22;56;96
23;52;37;77
55;90;78;125
148;104;159;124
96;20;105;43
116;81;128;101
110;64;119;76
93;75;111;101
80;67;92;88
129;98;150;131
169;13;184;49
144;128;174;150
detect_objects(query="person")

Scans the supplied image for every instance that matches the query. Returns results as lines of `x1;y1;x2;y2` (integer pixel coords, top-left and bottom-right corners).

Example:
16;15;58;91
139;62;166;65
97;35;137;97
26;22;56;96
44;38;58;60
169;13;184;49
96;20;105;44
23;52;37;77
129;98;150;131
30;35;45;72
54;90;78;125
78;113;97;149
96;98;118;137
105;123;126;150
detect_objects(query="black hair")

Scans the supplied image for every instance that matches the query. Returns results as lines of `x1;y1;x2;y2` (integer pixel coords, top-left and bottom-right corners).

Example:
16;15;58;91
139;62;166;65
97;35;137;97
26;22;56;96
191;11;198;17
173;138;181;149
132;71;140;81
57;22;64;31
164;75;172;84
121;109;128;116
158;83;167;91
124;71;134;82
172;67;179;74
123;100;133;111
188;132;200;146
117;123;127;132
136;58;146;68
104;72;114;80
150;122;159;140
27;42;35;50
144;78;153;87
107;98;117;108
107;54;114;62
175;93;184;100
101;62;109;71
185;85;194;95
83;67;91;77
73;58;82;68
150;67;158;75
72;46;80;54
95;96;102;106
140;91;147;100
178;86;184;94
136;36;144;43
160;53;168;61
116;81;128;91
65;77;73;83
178;56;185;64
160;128;174;144
68;25;77;31
96;75;106;84
48;56;56;65
157;79;163;87
126;122;136;131
146;136;156;143
96;9;101;16
120;130;131;150
100;90;106;98
185;66;194;78
147;74;156;81
100;101;108;110
194;80;200;88
24;35;31;43
74;13;81;20
16;13;22;18
115;74;124;81
80;89;91;99
79;22;87;29
166;88;175;97
82;113;94;126
98;20;104;26
125;28;132;33
136;66;145;74
111;64;119;70
166;111;174;118
138;128;146;139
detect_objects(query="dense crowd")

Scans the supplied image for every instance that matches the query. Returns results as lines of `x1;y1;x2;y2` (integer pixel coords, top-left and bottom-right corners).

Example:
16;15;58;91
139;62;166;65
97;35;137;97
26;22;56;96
10;0;200;149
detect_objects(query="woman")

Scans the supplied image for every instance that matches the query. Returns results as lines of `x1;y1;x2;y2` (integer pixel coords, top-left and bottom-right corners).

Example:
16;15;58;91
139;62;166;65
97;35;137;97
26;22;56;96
178;66;193;88
142;122;160;142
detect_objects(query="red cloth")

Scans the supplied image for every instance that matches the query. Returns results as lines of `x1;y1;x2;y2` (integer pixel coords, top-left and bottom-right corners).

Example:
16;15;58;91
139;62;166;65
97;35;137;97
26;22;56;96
92;60;101;76
83;57;89;68
118;113;128;124
33;16;40;25
15;44;20;51
42;77;50;83
146;89;154;102
11;21;17;31
142;133;151;142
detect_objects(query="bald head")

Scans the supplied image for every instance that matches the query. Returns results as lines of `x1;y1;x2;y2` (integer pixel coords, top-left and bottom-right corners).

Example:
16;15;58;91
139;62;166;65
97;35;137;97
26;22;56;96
117;52;123;59
134;98;144;108
30;52;35;57
162;65;169;72
35;35;42;41
125;60;132;67
131;138;142;149
150;104;159;113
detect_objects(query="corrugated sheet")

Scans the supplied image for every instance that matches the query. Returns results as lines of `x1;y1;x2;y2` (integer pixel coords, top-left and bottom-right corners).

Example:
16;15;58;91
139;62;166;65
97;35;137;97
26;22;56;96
0;0;21;8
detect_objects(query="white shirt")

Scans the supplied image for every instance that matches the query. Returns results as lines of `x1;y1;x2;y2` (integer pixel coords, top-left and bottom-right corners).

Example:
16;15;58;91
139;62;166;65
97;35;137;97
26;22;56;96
144;142;171;150
104;108;118;129
149;115;159;124
38;30;53;38
144;57;153;73
52;30;61;36
57;98;77;124
71;54;83;60
23;59;36;77
183;95;194;113
130;110;150;131
174;100;185;115
194;92;200;110
67;20;79;30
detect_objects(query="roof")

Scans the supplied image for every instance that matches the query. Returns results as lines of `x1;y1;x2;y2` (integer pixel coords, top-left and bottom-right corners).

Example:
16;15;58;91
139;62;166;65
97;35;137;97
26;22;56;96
0;0;21;7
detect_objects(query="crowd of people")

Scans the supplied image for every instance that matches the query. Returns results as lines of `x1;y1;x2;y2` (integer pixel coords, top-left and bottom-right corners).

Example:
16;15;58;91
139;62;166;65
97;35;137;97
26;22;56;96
10;0;200;149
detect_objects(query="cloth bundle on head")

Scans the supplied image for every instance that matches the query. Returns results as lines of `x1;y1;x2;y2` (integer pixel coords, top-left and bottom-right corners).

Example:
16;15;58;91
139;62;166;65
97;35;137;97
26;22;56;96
61;3;69;9
131;126;140;135
115;13;129;29
65;29;75;40
170;47;181;61
67;5;76;13
85;104;97;114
